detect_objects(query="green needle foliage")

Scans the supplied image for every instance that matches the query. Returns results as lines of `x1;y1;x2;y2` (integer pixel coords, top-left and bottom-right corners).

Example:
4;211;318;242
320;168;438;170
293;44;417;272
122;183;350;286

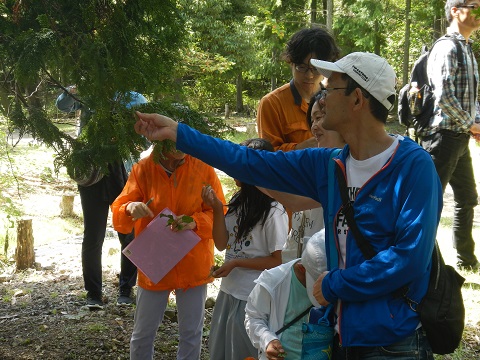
0;0;198;176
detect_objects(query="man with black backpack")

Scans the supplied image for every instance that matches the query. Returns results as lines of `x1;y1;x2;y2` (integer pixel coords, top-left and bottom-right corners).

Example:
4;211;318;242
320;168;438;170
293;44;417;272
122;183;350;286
417;0;480;271
133;52;442;359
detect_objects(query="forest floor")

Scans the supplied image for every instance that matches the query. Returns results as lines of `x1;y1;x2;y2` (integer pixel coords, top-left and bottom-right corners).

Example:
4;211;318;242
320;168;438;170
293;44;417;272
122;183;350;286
1;123;480;359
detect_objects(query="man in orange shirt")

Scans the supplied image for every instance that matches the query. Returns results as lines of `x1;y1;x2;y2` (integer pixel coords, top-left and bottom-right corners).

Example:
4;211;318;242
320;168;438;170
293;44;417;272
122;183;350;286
257;28;340;151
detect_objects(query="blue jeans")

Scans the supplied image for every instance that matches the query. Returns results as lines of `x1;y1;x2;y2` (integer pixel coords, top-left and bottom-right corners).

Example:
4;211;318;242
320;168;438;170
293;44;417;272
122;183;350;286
333;328;433;360
421;130;478;266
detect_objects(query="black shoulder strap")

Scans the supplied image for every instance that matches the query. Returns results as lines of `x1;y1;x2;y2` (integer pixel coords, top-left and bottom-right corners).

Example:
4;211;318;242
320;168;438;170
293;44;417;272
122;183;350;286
335;164;415;301
335;163;376;260
428;35;465;69
275;305;313;335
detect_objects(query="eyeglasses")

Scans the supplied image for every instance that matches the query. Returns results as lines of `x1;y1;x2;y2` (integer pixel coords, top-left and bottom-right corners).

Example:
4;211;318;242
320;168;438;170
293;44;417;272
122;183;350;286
295;64;321;75
457;4;479;10
318;84;348;99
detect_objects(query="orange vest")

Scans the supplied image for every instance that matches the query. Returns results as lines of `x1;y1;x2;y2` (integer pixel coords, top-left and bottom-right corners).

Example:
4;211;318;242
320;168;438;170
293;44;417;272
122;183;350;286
111;153;225;291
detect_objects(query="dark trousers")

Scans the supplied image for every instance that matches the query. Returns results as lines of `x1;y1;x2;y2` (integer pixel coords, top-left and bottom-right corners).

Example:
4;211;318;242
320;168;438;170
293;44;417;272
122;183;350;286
79;182;137;297
118;231;137;290
421;130;478;265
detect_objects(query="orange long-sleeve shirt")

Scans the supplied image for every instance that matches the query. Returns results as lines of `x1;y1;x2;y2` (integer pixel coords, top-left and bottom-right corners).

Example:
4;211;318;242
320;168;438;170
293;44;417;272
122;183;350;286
111;152;225;291
256;81;311;152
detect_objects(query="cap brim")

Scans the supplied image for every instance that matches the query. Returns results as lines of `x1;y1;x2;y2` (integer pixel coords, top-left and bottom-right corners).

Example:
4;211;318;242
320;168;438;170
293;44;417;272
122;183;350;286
306;272;321;307
310;59;345;78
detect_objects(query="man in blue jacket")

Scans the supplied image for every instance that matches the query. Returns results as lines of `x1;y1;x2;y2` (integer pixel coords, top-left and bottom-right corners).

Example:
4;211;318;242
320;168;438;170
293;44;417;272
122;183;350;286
133;52;441;359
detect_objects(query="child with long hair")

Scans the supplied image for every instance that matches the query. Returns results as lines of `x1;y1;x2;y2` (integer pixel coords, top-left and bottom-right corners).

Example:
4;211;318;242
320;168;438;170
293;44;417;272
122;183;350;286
201;138;288;360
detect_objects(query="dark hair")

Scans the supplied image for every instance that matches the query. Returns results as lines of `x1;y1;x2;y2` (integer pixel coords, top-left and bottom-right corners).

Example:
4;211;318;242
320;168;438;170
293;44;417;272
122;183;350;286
227;138;279;241
306;91;324;128
341;74;393;123
445;1;467;23
283;27;340;65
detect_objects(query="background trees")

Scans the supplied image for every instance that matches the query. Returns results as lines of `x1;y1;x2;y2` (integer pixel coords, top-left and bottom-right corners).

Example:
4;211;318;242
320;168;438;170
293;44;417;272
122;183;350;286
0;0;476;172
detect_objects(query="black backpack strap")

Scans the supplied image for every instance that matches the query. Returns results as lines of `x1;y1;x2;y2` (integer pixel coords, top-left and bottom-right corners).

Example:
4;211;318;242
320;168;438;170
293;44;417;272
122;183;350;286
442;34;466;67
334;163;376;260
335;162;413;300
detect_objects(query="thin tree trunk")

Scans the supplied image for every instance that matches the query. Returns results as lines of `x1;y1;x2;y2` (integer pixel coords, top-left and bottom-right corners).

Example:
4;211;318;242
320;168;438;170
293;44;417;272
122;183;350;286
236;72;243;113
271;48;278;91
403;0;412;86
310;0;317;25
374;20;380;55
326;0;333;32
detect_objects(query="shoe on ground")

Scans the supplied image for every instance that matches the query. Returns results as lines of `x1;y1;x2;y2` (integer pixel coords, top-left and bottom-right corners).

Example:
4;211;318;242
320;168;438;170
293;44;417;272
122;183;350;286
457;261;480;272
117;289;134;306
86;295;104;310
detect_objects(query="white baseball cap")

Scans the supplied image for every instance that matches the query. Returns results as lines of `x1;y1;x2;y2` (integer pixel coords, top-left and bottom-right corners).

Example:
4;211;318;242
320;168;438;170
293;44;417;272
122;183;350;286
302;229;327;307
311;52;396;110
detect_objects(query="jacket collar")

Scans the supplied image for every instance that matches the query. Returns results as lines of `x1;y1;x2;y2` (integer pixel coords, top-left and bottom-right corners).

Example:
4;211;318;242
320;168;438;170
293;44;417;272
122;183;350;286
289;79;303;106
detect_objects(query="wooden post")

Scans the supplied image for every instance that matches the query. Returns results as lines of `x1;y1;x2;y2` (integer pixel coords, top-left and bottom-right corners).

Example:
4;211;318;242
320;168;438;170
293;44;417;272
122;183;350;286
15;217;35;270
60;193;75;217
225;104;230;119
246;122;257;135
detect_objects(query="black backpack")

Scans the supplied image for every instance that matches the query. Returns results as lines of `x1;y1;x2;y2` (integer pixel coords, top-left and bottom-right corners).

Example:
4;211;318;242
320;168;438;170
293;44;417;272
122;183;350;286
398;35;465;134
415;243;465;355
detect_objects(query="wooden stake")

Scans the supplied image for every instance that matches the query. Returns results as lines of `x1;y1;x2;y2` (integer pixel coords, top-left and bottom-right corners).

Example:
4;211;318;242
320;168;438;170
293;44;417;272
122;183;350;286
15;217;35;270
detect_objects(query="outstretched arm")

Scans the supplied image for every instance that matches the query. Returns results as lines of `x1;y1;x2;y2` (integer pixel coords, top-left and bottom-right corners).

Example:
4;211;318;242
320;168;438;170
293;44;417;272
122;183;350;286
258;187;320;211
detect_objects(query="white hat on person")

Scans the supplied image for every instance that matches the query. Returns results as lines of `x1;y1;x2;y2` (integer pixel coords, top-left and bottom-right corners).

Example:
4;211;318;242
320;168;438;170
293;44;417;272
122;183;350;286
302;229;327;308
310;52;396;111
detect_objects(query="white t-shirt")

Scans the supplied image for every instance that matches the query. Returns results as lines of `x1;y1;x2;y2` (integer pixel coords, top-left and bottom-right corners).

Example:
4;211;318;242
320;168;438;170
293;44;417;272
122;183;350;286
220;201;289;301
282;207;325;263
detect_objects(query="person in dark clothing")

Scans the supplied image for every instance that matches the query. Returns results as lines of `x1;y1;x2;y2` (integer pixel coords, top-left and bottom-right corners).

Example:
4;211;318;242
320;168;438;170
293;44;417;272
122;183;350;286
418;0;480;270
56;87;147;308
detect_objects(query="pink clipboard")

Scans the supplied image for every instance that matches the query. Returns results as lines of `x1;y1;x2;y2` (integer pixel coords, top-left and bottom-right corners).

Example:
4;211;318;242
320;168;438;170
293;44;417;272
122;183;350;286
122;207;201;284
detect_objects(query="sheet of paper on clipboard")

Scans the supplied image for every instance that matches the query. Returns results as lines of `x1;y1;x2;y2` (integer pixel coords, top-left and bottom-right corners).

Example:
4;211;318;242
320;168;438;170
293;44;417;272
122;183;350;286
122;207;200;284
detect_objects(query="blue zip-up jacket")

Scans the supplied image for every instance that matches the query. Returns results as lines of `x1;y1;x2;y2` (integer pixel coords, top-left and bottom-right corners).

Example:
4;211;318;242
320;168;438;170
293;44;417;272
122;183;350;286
176;123;443;347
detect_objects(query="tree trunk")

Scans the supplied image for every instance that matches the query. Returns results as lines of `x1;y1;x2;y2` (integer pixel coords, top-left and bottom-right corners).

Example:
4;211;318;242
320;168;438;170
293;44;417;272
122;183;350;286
326;0;333;32
402;0;412;86
433;15;445;40
270;76;277;92
374;20;380;55
15;217;35;270
310;0;317;24
60;194;75;217
236;72;244;113
271;49;278;91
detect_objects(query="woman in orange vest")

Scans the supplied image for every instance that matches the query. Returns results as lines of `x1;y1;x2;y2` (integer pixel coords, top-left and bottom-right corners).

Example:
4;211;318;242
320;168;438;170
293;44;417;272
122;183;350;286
111;143;225;360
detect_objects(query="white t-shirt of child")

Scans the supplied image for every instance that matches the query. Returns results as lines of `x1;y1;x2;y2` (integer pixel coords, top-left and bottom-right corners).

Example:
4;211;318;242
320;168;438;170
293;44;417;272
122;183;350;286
282;207;325;263
220;201;289;301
